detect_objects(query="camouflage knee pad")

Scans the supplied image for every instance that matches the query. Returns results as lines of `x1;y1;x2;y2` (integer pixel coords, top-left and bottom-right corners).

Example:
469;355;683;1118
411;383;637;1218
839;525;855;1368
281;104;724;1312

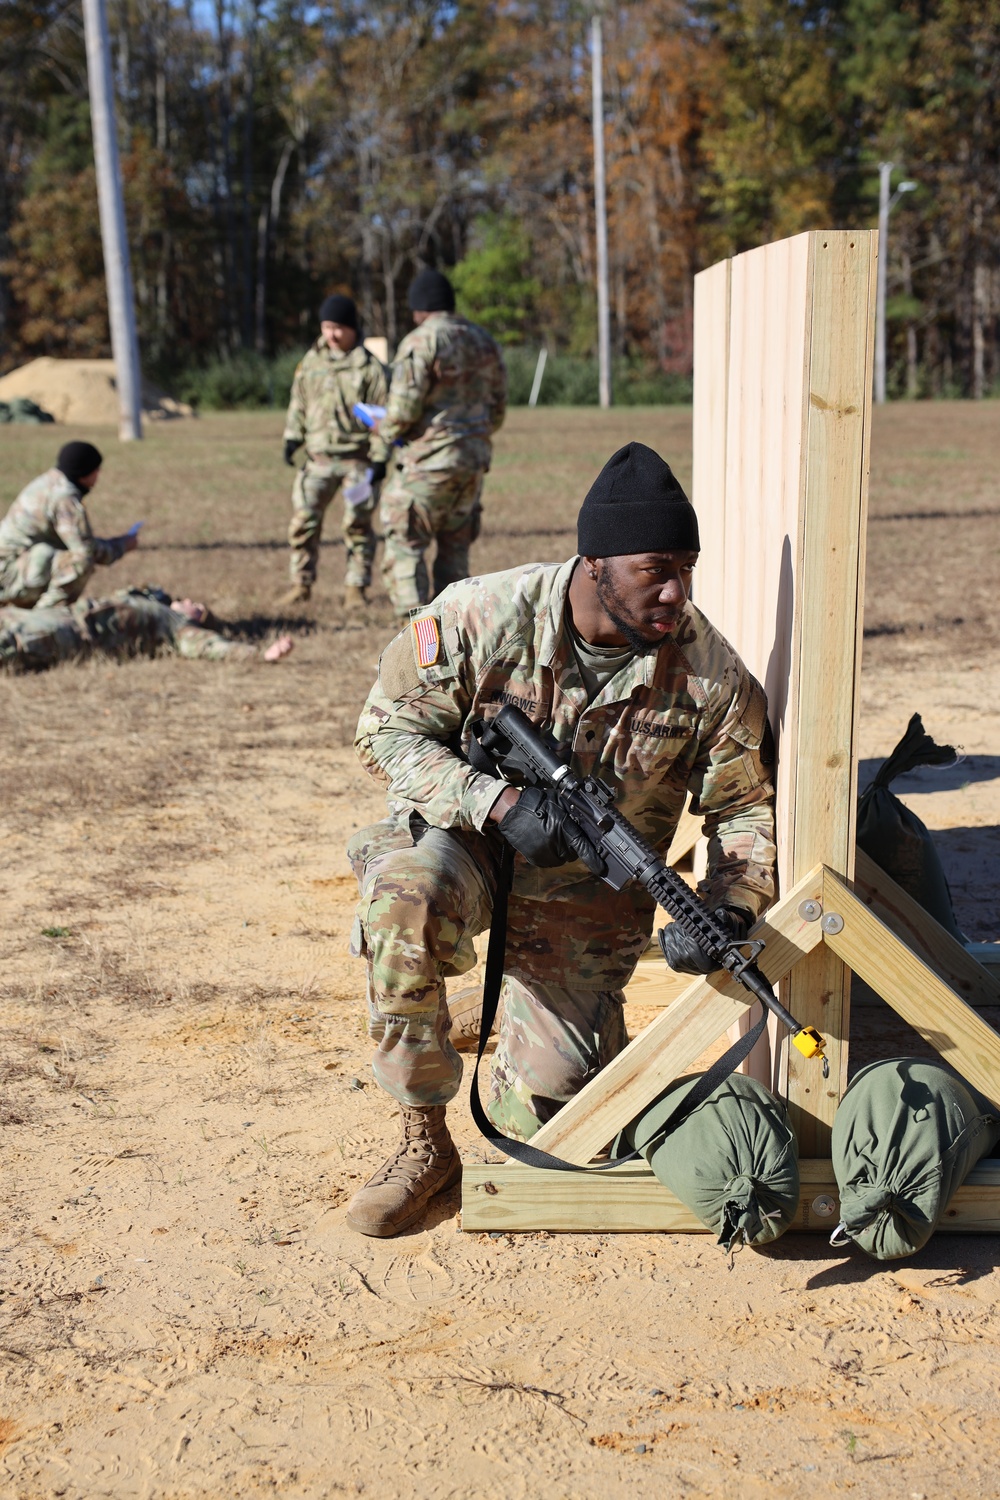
487;976;629;1141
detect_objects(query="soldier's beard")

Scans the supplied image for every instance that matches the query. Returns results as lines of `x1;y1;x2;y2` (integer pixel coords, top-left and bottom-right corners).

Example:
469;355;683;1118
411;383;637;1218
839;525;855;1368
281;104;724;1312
595;571;664;656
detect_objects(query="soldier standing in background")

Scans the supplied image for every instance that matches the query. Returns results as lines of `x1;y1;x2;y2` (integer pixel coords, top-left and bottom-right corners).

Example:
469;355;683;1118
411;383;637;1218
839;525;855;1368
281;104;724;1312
375;269;507;619
0;442;138;608
281;295;388;609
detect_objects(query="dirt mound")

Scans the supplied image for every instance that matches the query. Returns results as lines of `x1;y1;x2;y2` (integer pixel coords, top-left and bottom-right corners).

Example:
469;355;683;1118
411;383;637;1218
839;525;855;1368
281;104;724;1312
0;357;194;425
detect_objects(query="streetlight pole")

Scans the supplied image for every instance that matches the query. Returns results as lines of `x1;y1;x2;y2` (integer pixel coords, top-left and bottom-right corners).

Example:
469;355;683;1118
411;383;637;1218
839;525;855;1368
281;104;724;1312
83;0;143;441
875;163;917;405
591;13;611;408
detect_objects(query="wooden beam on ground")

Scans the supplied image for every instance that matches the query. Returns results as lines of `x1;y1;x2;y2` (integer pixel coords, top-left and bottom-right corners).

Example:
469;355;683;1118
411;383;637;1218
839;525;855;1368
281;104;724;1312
821;868;1000;1108
852;850;1000;1009
514;866;827;1168
462;1157;1000;1235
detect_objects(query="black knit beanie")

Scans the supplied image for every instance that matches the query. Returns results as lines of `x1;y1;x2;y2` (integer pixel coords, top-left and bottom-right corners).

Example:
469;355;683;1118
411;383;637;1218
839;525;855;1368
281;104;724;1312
408;268;455;313
56;441;103;485
577;442;699;556
318;294;358;330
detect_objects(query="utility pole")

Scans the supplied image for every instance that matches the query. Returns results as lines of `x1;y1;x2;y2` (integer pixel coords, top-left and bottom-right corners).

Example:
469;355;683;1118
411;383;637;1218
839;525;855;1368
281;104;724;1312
875;162;917;405
83;0;143;441
875;162;892;405
590;13;611;408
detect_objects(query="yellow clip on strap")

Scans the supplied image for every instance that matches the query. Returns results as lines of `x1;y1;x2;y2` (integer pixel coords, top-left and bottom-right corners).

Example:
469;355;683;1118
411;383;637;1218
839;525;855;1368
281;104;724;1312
792;1025;826;1060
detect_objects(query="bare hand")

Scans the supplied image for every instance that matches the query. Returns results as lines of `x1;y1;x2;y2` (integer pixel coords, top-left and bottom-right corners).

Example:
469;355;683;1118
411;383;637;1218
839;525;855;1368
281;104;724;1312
264;635;294;663
170;598;208;623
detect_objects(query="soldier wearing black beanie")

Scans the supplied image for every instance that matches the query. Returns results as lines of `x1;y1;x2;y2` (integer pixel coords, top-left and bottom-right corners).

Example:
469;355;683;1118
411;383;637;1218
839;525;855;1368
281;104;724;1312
56;441;104;490
577;442;699;556
407;268;455;314
318;294;359;331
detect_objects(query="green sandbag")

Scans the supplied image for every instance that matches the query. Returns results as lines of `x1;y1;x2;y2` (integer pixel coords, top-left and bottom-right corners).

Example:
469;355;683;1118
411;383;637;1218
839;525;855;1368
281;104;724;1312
857;713;964;939
832;1057;1000;1261
0;396;54;424
624;1073;799;1251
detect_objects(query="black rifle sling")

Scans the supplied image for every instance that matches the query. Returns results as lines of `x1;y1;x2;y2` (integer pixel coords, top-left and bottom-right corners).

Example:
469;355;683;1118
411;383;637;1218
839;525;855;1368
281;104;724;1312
468;844;769;1172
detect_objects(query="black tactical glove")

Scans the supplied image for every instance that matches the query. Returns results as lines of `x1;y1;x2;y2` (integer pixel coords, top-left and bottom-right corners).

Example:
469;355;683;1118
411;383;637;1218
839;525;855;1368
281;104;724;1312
497;787;604;874
659;907;750;976
367;460;387;484
283;439;301;467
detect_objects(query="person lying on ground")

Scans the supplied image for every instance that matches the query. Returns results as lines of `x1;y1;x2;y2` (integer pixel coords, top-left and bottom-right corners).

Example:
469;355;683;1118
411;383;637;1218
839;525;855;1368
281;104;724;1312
0;586;294;671
0;442;139;608
344;441;777;1238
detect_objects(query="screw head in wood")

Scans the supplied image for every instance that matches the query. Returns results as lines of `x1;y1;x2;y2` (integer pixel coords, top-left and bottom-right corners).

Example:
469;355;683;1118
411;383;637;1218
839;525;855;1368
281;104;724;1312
798;899;823;922
821;913;845;935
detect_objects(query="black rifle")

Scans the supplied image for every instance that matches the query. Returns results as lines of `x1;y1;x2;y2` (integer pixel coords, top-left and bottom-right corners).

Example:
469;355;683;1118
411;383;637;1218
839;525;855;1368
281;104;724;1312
476;703;826;1068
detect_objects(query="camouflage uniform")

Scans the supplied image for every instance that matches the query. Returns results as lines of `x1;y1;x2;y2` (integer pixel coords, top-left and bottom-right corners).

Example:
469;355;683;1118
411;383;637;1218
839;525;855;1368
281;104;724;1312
0;587;263;671
0;469;127;608
349;558;777;1138
378;313;507;613
283;341;389;590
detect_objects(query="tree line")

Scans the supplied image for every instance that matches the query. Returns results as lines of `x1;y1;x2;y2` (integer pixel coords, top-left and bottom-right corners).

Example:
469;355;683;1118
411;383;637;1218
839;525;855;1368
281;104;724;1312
1;0;999;399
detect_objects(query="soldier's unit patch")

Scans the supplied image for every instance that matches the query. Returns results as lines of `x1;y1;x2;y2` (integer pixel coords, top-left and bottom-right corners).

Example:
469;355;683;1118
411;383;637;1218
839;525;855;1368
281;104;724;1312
412;615;442;668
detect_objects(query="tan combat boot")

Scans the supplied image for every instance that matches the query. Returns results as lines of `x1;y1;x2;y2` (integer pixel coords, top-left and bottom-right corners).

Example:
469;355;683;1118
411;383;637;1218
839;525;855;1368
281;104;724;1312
278;582;311;606
346;1105;461;1238
343;584;368;609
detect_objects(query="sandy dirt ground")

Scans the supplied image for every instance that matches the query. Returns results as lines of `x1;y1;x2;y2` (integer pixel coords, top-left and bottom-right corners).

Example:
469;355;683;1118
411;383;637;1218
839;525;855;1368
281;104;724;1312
1;407;998;1498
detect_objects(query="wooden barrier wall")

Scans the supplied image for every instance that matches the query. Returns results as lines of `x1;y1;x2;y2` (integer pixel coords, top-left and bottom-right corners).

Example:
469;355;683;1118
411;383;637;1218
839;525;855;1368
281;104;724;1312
692;231;878;1151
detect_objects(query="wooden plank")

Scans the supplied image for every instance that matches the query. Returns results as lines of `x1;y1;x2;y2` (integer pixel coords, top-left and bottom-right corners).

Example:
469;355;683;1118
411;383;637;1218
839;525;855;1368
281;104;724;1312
665;798;702;865
516;866;827;1167
462;1158;1000;1235
853;849;1000;1009
780;231;876;1150
821;868;1000;1108
690;256;731;625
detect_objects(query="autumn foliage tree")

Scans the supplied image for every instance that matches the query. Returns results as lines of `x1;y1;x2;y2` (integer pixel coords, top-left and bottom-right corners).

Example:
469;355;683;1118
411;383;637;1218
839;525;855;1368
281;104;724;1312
1;0;1000;397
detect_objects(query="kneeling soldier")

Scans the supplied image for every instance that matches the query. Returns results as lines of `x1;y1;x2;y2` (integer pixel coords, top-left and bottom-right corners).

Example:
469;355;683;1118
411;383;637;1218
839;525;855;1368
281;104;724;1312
346;443;777;1236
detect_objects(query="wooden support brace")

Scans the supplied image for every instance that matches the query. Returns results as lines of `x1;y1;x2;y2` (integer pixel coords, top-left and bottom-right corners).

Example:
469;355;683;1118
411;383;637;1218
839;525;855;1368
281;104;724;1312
462;1158;1000;1235
852;850;1000;1010
507;865;827;1167
820;868;1000;1108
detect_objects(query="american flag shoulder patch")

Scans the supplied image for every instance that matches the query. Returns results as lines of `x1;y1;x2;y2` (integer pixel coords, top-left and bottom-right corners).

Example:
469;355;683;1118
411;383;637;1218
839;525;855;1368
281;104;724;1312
411;615;442;668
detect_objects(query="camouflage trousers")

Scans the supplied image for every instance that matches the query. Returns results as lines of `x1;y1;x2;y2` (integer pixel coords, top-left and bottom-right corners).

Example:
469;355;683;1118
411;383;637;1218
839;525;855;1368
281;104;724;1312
379;466;483;615
0;544;93;608
346;813;632;1139
288;456;377;590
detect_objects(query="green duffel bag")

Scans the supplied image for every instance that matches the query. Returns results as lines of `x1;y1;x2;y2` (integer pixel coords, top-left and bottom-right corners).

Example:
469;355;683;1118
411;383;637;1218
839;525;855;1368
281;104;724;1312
623;1072;800;1252
831;1057;1000;1261
857;713;964;940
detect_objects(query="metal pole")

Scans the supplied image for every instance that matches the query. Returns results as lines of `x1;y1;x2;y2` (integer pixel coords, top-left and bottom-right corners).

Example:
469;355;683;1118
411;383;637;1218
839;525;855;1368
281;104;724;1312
528;346;548;407
875;161;892;405
83;0;143;441
591;13;611;408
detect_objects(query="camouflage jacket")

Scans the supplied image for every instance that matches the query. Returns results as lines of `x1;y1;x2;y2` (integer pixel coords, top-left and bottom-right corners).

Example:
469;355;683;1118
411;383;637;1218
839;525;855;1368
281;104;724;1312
356;559;777;982
283;341;389;464
0;469;126;605
379;313;507;472
0;587;261;671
